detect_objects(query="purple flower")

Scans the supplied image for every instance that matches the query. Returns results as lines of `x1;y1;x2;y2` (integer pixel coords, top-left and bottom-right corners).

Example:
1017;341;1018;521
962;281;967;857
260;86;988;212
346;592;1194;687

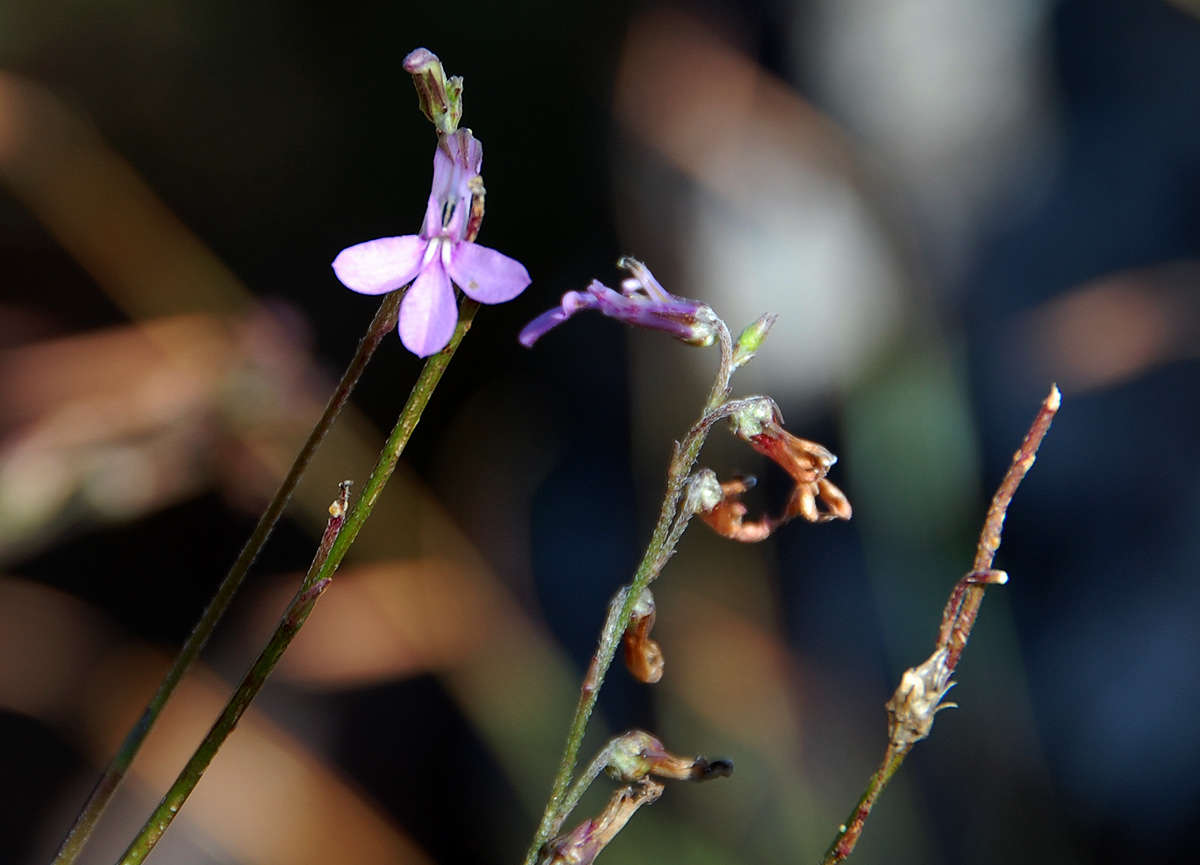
332;129;531;357
518;257;718;348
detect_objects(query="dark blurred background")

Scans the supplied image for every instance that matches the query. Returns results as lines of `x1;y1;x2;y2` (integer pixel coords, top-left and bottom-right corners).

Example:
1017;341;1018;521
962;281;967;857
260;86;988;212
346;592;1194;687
3;1;1199;864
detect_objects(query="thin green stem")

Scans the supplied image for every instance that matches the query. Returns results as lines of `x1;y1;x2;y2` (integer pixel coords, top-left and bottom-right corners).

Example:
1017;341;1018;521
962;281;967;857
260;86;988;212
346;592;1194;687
522;324;736;865
703;321;735;411
820;745;908;865
557;744;618;831
117;482;350;865
115;298;482;865
52;292;401;865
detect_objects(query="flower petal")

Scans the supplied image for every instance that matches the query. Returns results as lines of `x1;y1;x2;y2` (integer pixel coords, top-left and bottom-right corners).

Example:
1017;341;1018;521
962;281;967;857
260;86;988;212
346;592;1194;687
425;130;483;239
332;236;427;295
398;262;458;357
444;129;483;178
447;241;531;303
518;307;570;347
518;290;599;347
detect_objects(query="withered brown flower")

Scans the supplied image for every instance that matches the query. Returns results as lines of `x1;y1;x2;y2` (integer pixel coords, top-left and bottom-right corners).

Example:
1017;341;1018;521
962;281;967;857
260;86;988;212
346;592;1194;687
621;589;664;683
697;403;851;542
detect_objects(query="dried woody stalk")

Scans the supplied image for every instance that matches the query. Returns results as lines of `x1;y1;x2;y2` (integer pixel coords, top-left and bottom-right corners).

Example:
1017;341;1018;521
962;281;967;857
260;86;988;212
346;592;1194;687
821;384;1061;865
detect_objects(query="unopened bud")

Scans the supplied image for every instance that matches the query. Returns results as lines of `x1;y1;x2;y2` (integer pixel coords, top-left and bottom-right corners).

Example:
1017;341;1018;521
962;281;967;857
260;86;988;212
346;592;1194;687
731;313;778;370
403;48;463;134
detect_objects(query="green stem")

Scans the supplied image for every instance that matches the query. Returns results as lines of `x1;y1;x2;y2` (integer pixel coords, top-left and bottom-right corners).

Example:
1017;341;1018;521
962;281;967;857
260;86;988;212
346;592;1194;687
819;744;909;865
116;297;482;865
522;324;735;865
556;743;618;831
52;292;401;865
116;482;350;865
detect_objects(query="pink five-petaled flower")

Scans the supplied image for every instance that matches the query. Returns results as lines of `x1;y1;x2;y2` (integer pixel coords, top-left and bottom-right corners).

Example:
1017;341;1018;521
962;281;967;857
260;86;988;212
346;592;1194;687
332;129;531;357
518;257;719;348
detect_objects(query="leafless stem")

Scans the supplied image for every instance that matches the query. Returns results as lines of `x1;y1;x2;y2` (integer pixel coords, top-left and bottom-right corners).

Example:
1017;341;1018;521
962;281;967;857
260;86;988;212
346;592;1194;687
820;384;1060;865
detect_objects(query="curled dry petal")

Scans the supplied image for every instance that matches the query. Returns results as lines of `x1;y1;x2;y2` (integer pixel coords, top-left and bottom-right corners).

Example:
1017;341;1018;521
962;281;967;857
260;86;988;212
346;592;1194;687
697;413;851;541
621;588;663;683
696;476;775;542
747;429;837;485
783;476;853;524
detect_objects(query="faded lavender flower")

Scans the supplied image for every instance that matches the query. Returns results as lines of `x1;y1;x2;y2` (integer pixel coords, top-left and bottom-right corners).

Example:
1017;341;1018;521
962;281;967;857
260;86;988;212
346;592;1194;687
519;257;718;347
333;128;530;357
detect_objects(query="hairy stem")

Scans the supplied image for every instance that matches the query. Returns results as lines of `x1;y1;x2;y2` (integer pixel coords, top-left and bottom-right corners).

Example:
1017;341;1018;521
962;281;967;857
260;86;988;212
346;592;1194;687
819;385;1060;865
115;297;482;864
51;292;401;865
522;323;735;865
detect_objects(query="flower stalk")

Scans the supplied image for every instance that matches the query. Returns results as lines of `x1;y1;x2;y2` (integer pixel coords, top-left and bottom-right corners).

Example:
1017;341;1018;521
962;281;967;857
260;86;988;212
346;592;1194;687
545;730;732;865
522;321;752;865
116;482;352;864
50;291;401;865
60;46;517;864
819;384;1060;865
116;297;485;864
520;253;853;865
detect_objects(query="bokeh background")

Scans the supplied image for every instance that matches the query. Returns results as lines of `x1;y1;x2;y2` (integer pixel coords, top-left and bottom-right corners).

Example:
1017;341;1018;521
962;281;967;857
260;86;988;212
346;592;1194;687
3;1;1199;864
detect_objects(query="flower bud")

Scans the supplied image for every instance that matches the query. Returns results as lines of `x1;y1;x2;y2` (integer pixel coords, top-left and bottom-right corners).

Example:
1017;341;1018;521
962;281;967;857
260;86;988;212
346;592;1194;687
731;313;778;370
403;48;463;134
